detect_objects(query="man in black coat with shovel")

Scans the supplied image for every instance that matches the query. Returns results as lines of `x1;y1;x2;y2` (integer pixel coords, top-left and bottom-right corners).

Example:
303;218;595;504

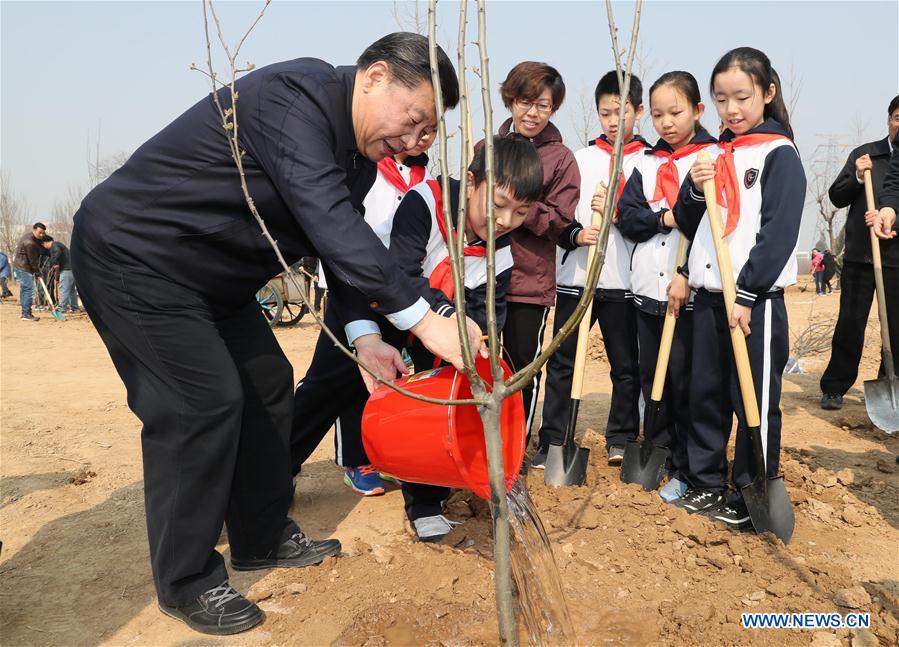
70;33;478;636
820;95;899;410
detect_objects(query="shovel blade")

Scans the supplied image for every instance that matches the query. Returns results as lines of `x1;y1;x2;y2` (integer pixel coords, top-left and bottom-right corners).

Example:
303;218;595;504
741;475;795;544
51;308;66;321
620;440;669;491
863;377;899;433
544;442;590;487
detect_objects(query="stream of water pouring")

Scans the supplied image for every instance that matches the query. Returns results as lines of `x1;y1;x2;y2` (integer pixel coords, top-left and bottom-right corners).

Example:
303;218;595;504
506;480;576;646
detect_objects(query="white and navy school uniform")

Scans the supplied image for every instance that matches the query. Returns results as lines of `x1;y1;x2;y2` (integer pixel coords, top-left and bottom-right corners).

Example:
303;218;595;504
390;177;514;521
537;135;650;449
673;119;805;494
290;155;430;473
617;128;718;478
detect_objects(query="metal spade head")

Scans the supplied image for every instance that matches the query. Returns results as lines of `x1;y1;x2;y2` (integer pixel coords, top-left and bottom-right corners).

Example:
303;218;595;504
544;442;589;487
741;474;795;544
50;307;65;321
620;439;669;491
863;376;899;434
620;401;669;490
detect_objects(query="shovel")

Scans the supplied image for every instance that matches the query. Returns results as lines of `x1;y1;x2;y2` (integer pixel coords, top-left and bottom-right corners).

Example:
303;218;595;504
861;170;898;433
699;150;794;543
545;182;607;487
37;276;65;321
621;235;689;490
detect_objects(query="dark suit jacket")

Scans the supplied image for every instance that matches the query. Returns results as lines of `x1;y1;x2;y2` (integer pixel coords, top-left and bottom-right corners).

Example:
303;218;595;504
74;58;422;324
828;136;897;267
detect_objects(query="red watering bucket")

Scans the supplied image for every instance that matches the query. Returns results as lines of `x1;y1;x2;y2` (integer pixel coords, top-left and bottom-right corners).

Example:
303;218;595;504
362;357;525;500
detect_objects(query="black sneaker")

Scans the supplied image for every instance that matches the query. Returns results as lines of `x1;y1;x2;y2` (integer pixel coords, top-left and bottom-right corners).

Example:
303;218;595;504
531;445;548;470
673;487;725;513
704;498;753;532
21;314;39;322
231;529;341;571
607;445;625;465
820;393;843;410
158;580;262;635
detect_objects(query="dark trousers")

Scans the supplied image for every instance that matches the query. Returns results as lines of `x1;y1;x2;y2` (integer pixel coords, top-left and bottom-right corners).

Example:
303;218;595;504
501;302;550;441
688;290;788;493
635;307;692;476
821;261;899;395
72;230;298;607
538;291;640;448
314;285;325;311
290;305;371;473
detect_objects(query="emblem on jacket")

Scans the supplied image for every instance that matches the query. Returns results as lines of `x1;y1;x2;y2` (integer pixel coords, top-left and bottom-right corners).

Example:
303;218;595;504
744;168;759;189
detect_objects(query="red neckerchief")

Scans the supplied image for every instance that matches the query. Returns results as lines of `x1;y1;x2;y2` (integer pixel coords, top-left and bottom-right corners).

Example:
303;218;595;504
651;142;715;208
425;179;486;301
713;133;791;236
377;157;426;193
594;138;650;211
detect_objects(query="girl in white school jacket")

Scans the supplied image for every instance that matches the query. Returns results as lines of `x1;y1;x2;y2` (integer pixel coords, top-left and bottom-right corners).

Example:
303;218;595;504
670;48;806;531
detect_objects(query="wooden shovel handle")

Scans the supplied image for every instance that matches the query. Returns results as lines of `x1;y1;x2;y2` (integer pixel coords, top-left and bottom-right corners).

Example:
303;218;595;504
697;150;761;428
571;181;606;400
863;170;893;355
649;234;689;401
38;276;56;308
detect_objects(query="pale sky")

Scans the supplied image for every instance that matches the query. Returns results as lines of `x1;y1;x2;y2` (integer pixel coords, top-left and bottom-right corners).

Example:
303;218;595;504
2;0;898;248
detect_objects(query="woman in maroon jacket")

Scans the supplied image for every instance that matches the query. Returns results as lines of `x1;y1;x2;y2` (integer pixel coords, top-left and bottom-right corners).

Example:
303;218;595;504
497;62;581;439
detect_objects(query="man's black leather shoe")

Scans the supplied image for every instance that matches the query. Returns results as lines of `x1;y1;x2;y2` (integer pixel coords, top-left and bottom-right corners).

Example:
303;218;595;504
231;530;341;571
821;393;843;410
158;581;262;635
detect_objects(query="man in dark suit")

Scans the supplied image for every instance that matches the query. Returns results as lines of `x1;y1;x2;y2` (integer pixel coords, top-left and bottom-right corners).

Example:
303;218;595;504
821;95;899;409
71;33;475;635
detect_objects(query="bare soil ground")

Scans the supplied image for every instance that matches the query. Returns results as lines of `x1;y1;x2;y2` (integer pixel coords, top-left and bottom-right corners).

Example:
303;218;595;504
2;278;897;646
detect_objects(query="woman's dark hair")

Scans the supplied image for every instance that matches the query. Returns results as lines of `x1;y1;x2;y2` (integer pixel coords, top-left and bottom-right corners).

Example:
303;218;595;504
649;71;703;132
710;47;793;139
594;70;642;109
888;95;899;115
357;32;459;109
499;62;566;112
469;137;543;203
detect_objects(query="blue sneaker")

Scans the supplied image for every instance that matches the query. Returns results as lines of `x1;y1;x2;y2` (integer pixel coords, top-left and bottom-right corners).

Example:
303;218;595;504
659;477;689;503
378;472;400;484
343;465;386;496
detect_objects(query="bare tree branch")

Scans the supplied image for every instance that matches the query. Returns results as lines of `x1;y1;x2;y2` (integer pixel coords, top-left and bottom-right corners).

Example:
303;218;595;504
505;0;643;395
428;0;480;388
0;171;31;256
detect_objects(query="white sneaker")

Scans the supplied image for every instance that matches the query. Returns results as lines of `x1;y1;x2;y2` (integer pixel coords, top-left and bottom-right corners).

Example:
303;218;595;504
412;514;461;543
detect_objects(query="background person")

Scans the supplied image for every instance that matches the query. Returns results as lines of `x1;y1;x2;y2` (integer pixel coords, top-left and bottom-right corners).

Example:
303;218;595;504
13;222;46;321
820;95;899;410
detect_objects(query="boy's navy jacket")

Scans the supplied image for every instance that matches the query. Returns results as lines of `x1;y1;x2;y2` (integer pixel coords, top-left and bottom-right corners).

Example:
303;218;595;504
75;58;427;330
388;177;513;332
674;119;806;307
829;135;898;267
617;128;717;314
